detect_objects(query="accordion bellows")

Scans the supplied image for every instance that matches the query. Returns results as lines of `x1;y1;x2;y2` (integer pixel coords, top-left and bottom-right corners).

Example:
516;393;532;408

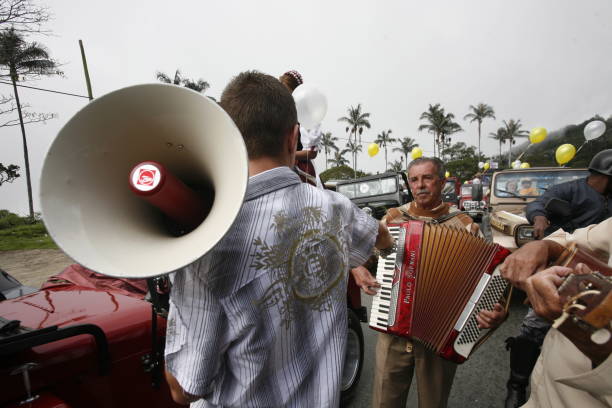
370;220;511;363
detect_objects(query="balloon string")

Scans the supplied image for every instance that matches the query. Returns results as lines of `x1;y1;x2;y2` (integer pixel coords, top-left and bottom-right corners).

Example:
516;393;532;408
516;144;532;161
574;141;587;156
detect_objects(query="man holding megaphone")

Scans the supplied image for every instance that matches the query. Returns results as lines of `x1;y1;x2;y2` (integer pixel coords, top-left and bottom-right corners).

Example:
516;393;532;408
163;71;394;407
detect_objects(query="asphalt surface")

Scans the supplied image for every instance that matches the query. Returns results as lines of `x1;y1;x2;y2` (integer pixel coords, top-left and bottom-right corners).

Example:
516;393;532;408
347;215;530;408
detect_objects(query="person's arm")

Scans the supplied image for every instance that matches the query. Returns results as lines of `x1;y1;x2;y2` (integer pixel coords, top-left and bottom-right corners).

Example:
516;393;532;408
500;239;566;290
295;149;317;161
165;370;198;405
164;267;228;404
527;182;574;239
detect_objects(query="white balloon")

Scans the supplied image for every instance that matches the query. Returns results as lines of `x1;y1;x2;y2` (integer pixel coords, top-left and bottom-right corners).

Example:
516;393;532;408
478;161;484;169
584;120;606;141
512;160;522;169
293;84;328;129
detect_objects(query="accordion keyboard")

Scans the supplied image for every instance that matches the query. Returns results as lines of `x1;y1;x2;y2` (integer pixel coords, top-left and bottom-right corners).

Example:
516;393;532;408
369;225;401;331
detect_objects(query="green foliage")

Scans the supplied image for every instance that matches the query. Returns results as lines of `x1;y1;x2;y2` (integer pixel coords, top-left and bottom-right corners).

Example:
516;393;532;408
441;142;485;181
338;104;371;144
521;116;612;168
319;166;369;183
419;103;462;157
0;162;19;186
156;69;210;93
0;210;55;250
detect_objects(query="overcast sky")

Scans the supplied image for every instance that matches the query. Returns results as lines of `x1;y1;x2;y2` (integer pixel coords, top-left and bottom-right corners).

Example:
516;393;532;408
1;0;611;215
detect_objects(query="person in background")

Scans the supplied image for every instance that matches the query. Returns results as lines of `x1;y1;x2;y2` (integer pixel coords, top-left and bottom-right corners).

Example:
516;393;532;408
279;70;322;186
500;218;612;408
519;178;538;196
527;149;612;239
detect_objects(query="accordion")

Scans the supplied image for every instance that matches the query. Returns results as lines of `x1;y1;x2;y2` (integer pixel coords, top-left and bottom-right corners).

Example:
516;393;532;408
369;220;511;363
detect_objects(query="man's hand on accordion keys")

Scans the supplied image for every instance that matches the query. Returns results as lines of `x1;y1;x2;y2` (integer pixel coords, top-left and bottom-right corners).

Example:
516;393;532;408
351;266;380;296
476;303;507;329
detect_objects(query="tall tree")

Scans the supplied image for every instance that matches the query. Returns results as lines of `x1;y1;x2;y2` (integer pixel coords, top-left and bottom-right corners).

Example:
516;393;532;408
374;129;397;171
393;136;419;169
418;103;462;157
0;0;50;33
156;69;210;93
502;119;529;166
338;103;371;144
489;127;508;164
320;131;339;170
344;140;363;178
464;103;496;163
0;28;60;217
328;150;349;168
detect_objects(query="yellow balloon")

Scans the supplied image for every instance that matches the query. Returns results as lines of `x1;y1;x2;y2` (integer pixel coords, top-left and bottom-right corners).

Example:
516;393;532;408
483;162;490;171
367;143;380;157
529;127;547;144
445;171;450;178
520;162;531;169
555;144;576;165
411;147;423;159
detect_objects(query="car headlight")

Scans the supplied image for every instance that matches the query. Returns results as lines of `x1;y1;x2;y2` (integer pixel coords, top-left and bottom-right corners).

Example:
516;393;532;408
361;206;373;217
515;225;535;247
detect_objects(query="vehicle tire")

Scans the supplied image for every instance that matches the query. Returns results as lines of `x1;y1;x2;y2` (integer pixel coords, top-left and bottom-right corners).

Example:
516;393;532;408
340;308;365;407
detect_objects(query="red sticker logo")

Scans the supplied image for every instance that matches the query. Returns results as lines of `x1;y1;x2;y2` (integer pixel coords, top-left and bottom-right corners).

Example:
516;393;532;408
137;169;156;186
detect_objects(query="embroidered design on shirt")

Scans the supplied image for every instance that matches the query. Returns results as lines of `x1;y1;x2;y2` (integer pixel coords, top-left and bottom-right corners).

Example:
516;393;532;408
252;206;347;326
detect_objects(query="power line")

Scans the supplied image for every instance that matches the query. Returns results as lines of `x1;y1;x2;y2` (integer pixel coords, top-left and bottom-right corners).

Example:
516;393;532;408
0;80;90;99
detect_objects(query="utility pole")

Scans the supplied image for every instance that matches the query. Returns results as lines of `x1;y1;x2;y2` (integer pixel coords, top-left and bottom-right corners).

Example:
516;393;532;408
79;40;93;101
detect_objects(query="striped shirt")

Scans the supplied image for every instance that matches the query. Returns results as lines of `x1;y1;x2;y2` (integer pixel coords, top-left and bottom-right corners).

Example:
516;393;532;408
165;166;378;407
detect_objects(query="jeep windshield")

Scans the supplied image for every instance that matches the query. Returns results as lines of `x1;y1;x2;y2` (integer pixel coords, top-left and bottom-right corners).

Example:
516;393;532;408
494;170;587;198
337;175;398;199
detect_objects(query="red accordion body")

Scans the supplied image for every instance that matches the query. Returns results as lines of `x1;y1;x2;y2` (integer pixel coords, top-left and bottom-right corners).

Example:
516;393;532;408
369;220;510;363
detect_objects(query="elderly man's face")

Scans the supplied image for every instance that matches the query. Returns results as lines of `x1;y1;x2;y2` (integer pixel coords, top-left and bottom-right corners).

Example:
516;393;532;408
408;162;445;209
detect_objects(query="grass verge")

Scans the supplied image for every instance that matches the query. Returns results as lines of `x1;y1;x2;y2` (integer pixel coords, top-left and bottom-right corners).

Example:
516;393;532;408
0;223;58;251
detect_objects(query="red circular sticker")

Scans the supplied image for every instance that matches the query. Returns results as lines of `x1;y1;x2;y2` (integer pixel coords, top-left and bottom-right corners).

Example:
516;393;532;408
131;163;161;192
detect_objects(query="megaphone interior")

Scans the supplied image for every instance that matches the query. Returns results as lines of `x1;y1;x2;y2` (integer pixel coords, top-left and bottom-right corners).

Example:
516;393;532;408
40;84;248;278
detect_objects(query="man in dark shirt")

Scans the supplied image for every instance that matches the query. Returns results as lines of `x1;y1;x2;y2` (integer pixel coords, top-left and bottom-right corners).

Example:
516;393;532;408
527;149;612;239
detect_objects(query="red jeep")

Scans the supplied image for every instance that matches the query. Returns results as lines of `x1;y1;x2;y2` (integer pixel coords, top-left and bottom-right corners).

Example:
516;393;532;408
1;262;364;407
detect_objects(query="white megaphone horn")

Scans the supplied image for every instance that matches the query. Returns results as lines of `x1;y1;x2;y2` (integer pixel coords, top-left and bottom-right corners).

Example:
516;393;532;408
40;84;248;278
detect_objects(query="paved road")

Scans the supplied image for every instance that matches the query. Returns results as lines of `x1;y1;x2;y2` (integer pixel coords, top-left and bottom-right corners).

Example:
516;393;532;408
347;291;528;408
348;214;528;408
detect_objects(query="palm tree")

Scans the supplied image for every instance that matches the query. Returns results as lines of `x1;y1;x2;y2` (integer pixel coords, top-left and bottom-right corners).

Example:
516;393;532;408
393;137;419;169
345;140;363;178
389;159;404;172
338;104;371;144
418;103;462;157
374;129;397;171
489;127;508;164
329;150;349;167
464;103;495;163
320;131;339;170
156;69;210;93
502;119;529;166
0;28;60;217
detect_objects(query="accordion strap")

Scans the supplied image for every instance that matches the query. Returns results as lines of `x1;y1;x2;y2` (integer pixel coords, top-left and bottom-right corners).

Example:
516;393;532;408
393;205;469;225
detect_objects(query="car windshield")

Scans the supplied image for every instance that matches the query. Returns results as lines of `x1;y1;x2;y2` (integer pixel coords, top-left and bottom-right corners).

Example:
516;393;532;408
337;176;398;199
494;170;588;198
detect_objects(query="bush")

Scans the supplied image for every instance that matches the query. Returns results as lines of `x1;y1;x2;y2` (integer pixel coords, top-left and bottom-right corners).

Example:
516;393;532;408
0;210;27;230
319;166;369;183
